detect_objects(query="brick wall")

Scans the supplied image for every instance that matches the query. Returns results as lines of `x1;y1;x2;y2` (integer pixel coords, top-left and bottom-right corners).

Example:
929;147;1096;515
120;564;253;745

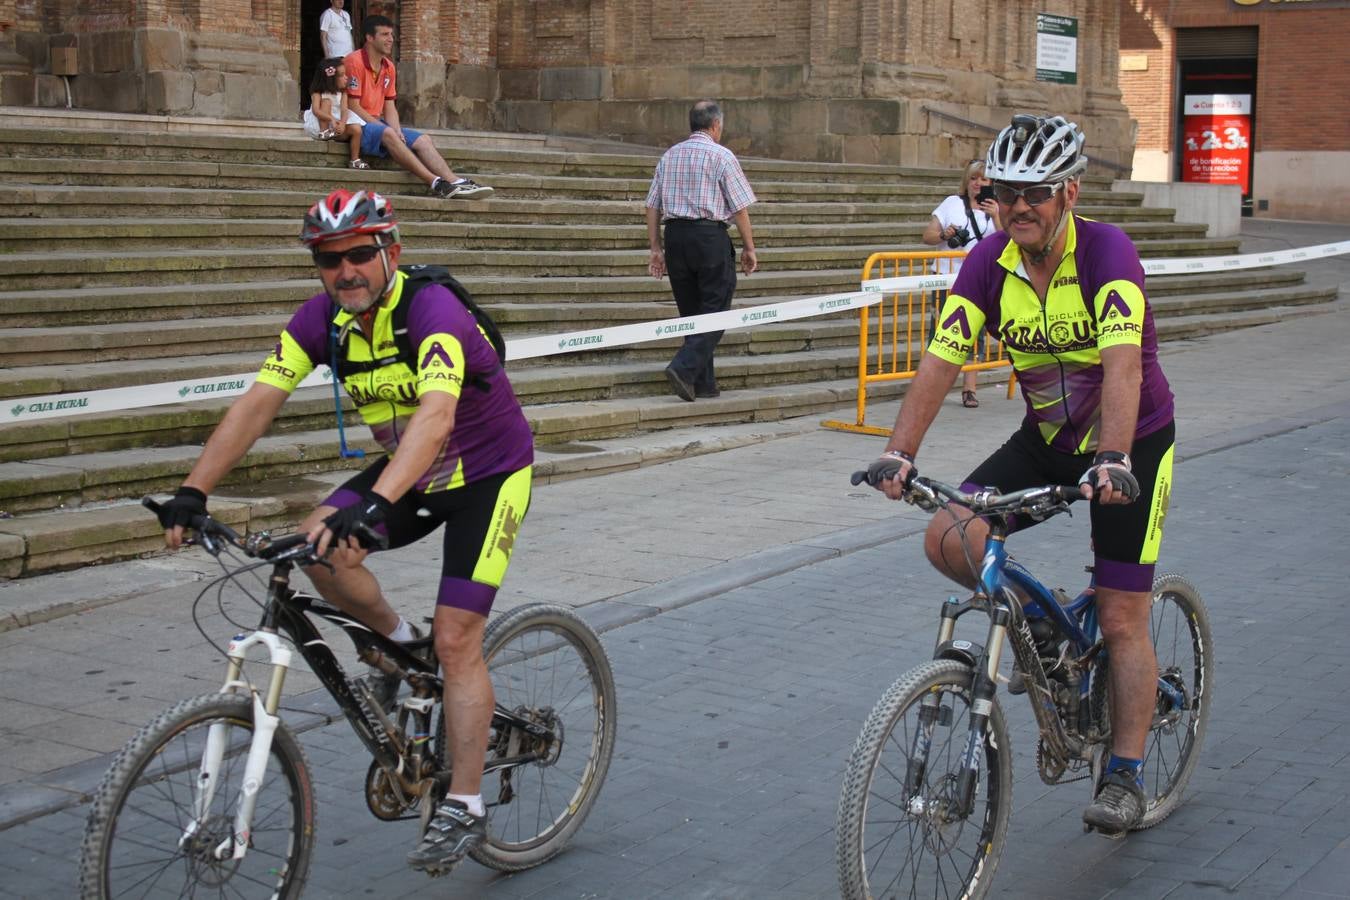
1120;0;1350;151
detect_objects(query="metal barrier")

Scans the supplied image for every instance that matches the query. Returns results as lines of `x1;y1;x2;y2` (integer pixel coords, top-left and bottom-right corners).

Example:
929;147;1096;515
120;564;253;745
822;250;1015;436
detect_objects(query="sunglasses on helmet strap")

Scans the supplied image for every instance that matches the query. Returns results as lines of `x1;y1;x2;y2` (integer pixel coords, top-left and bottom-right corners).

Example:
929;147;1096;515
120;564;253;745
311;244;385;269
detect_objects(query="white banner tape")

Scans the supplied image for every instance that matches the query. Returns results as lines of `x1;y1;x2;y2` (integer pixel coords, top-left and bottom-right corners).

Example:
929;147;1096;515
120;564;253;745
7;240;1348;424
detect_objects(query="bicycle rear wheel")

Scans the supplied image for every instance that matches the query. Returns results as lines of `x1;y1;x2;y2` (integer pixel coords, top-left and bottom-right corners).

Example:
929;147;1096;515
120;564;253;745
1092;573;1212;829
467;603;616;871
836;659;1012;900
78;693;314;900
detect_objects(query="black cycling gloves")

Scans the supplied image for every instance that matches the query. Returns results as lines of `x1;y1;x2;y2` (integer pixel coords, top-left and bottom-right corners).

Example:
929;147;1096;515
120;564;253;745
865;450;916;488
322;491;393;550
1079;452;1140;502
157;486;208;530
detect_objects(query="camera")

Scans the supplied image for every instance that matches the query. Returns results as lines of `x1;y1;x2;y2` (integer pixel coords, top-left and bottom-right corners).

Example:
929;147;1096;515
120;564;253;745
946;226;972;249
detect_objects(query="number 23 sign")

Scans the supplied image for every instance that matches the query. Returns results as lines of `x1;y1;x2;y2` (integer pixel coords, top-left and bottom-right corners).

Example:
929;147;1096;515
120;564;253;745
1182;94;1252;187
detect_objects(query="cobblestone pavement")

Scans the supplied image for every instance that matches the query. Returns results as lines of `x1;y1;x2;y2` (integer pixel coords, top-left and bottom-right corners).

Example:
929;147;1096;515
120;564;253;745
2;409;1349;898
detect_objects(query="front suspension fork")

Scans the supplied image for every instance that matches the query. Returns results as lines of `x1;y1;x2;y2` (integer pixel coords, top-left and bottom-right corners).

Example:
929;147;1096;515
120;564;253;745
183;630;292;862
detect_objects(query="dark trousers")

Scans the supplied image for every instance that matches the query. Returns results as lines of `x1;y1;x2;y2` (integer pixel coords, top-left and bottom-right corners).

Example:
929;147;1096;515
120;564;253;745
664;219;737;393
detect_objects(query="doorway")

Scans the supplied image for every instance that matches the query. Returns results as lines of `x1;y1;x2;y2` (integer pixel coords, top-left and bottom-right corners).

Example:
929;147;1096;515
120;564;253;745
300;0;366;111
1173;28;1258;215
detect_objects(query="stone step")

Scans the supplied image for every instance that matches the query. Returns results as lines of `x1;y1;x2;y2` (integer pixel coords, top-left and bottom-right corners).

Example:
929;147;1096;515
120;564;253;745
0;183;1152;224
0;156;972;202
2;284;1336;466
0;213;1206;253
0;264;1307;334
0;370;931;578
0;233;1243;291
0;302;859;367
1;276;1330;372
0;124;1116;190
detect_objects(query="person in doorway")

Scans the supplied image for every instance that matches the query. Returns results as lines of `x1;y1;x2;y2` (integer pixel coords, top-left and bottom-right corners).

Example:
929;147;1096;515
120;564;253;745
303;58;367;169
156;190;533;869
343;15;493;200
319;0;354;59
645;100;758;401
921;158;1002;407
863;114;1176;838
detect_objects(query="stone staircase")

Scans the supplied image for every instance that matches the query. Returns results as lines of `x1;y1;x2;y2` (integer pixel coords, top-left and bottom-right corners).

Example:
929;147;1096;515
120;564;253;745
0;115;1337;577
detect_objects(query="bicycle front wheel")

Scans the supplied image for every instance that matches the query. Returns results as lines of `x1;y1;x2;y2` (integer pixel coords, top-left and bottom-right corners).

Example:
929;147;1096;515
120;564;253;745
470;603;617;871
78;693;315;900
837;659;1012;900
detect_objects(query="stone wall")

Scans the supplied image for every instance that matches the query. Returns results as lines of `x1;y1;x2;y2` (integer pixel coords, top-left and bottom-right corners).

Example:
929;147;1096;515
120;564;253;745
0;0;297;119
0;0;1135;171
477;0;1134;170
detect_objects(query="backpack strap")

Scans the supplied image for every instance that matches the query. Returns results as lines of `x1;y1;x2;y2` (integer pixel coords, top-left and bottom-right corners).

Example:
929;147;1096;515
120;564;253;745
398;267;501;392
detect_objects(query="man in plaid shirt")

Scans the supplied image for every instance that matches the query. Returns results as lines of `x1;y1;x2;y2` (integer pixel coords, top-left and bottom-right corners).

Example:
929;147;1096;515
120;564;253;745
645;100;759;401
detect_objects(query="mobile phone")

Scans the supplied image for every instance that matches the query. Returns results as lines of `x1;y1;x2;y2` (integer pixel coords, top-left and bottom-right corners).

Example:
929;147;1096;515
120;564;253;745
976;184;997;204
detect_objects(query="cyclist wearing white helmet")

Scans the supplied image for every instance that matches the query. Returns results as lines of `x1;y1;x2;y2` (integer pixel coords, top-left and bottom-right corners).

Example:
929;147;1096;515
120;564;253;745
156;189;534;870
863;113;1176;838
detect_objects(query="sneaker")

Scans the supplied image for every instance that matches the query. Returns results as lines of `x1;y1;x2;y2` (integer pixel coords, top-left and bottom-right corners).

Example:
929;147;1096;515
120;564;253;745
369;622;424;711
449;179;493;199
1083;769;1145;837
431;177;493;200
406;800;485;870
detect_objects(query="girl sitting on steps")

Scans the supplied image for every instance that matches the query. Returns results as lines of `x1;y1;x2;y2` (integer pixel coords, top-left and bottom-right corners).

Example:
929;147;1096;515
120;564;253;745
303;57;368;169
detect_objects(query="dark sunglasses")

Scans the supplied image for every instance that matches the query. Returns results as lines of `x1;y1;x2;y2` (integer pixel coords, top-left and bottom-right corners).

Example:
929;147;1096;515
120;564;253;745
312;244;384;269
990;181;1063;207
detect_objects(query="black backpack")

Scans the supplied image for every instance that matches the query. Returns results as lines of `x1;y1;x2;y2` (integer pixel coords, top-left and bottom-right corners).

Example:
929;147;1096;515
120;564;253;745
330;264;505;392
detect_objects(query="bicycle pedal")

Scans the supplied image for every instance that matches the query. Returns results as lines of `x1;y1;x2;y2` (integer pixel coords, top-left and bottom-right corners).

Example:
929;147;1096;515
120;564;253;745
419;860;461;879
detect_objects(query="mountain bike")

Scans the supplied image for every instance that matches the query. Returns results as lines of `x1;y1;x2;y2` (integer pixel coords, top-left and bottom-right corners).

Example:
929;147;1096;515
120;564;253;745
835;475;1211;900
78;499;617;899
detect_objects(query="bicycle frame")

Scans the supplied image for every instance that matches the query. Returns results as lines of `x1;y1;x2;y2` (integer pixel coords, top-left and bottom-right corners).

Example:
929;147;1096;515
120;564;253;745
190;557;556;863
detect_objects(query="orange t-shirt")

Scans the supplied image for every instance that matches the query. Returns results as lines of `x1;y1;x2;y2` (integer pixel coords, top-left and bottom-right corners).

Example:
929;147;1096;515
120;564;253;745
343;49;396;119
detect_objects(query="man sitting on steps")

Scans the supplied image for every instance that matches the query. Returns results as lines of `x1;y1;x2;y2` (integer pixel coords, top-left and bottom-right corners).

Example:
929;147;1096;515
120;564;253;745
344;15;492;201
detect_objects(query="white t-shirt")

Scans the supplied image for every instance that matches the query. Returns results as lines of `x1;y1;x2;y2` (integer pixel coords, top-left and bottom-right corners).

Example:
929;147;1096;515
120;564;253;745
319;8;354;58
929;194;996;275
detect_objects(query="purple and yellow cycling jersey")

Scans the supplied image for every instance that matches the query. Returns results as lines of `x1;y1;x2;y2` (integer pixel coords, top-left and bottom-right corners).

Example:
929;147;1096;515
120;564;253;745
256;271;534;492
929;215;1174;454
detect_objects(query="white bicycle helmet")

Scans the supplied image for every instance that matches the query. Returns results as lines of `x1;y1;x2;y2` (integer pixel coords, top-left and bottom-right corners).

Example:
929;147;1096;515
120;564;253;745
985;114;1087;183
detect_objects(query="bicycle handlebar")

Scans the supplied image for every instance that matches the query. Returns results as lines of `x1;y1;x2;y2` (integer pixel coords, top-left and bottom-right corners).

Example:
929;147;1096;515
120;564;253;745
143;496;322;565
849;472;1085;516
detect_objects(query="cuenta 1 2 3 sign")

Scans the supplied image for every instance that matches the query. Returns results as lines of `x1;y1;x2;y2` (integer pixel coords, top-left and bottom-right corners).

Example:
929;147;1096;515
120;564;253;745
1181;94;1251;188
1035;13;1078;84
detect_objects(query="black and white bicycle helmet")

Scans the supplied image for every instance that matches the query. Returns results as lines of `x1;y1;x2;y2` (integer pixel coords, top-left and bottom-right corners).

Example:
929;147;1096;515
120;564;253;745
985;114;1087;183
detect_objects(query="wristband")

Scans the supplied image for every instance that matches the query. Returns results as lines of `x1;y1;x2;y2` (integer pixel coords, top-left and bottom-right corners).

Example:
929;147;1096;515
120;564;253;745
882;449;915;463
1091;450;1131;471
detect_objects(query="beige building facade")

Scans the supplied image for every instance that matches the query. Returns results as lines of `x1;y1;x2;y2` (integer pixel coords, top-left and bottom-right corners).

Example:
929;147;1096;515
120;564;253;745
1;1;1136;171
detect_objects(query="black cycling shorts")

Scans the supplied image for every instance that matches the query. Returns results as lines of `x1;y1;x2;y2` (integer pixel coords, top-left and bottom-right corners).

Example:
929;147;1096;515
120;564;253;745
961;419;1175;593
324;458;532;616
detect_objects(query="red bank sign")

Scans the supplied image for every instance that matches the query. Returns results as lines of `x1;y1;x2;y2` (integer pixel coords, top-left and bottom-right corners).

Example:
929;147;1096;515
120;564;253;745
1181;94;1251;188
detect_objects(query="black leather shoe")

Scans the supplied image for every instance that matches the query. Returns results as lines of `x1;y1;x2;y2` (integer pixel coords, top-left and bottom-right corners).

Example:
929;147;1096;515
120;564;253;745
664;366;695;402
695;386;721;398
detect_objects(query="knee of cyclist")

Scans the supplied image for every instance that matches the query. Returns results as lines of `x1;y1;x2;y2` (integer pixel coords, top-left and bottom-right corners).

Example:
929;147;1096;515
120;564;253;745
1097;607;1146;643
433;628;479;670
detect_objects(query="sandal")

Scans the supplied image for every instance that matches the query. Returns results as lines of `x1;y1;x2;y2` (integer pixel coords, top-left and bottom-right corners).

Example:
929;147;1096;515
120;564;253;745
962;390;979;408
349;158;370;169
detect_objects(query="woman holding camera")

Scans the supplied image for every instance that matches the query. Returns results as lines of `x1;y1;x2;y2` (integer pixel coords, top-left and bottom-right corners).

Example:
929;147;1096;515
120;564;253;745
922;159;1002;407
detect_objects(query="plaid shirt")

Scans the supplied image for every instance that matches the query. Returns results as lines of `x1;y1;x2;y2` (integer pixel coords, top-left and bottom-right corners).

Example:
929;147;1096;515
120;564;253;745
644;132;756;222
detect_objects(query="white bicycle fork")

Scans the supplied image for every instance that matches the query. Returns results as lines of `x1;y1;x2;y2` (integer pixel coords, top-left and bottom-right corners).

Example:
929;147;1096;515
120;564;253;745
181;630;292;862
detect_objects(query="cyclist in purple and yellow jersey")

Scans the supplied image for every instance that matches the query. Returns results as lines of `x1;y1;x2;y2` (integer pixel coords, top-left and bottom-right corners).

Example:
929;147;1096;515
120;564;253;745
154;189;531;870
863;114;1176;837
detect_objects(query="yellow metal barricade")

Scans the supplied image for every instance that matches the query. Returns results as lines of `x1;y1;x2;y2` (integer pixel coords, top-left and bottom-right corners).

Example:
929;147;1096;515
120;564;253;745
822;251;1015;436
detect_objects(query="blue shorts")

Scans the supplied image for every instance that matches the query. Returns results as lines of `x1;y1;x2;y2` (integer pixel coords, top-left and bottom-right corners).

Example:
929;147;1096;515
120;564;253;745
359;120;425;158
